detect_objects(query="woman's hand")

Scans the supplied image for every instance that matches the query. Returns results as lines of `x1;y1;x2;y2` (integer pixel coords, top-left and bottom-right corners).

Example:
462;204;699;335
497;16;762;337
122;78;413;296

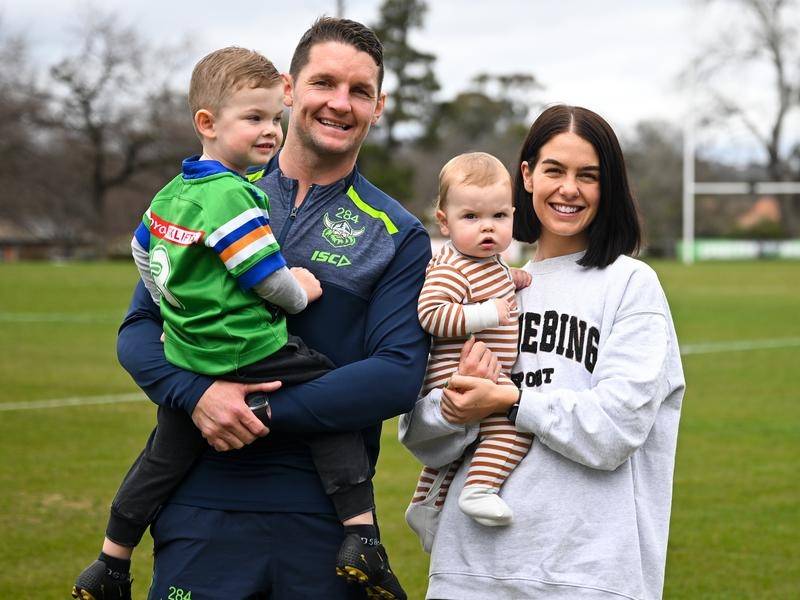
457;336;501;382
441;374;519;425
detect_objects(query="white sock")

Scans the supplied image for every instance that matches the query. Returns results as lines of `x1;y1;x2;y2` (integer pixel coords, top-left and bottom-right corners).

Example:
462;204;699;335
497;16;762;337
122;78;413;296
458;485;513;526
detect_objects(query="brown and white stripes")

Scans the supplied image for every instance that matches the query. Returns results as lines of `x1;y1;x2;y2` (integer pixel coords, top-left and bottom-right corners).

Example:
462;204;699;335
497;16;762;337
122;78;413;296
412;242;533;509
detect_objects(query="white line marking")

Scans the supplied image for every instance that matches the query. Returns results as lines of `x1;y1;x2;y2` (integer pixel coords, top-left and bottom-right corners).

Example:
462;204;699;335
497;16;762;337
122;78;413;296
0;393;146;411
0;312;121;324
1;339;797;411
681;337;800;355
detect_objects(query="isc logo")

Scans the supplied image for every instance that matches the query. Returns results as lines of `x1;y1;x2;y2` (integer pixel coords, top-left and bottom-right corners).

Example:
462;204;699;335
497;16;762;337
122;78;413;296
311;250;352;267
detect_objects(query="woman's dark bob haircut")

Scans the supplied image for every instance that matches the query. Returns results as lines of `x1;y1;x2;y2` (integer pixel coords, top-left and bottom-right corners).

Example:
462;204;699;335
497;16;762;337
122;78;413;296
513;104;642;268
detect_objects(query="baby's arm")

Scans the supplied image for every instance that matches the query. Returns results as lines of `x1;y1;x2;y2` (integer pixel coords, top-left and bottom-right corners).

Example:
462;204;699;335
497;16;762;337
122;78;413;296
251;266;321;314
418;263;517;337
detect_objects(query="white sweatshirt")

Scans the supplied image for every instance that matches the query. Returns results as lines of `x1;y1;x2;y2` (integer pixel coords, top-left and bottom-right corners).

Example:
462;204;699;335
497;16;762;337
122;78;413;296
399;252;685;600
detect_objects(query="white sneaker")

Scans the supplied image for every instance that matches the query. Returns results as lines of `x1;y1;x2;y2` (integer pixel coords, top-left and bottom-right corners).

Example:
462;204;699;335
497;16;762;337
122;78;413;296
458;485;513;526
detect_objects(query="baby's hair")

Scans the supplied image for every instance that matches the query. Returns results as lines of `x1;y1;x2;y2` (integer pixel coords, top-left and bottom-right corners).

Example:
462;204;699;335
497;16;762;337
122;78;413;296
437;152;512;211
188;47;281;137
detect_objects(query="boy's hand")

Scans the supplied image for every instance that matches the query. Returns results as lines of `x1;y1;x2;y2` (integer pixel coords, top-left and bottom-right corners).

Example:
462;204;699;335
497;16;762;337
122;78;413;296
494;297;518;326
511;268;532;290
291;267;322;303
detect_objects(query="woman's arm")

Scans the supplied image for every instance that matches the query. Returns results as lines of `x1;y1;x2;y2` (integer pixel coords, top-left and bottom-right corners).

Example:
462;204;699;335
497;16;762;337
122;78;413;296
445;310;679;471
399;338;501;467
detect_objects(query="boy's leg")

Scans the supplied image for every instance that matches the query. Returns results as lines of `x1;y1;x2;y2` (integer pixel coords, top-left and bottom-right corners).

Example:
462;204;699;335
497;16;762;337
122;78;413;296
107;405;207;545
73;406;206;600
306;431;407;600
233;335;335;386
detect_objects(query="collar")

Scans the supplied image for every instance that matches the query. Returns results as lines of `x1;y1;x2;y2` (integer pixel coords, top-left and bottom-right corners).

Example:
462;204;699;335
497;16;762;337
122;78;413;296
256;151;360;194
181;155;242;180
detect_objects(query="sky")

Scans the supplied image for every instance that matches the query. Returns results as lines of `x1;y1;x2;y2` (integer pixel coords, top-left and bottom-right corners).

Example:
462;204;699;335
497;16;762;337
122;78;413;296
4;0;796;164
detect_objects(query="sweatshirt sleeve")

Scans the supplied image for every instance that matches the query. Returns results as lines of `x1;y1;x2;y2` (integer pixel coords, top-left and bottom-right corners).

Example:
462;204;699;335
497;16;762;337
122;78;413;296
398;388;481;468
116;279;214;414
267;224;432;432
516;307;674;471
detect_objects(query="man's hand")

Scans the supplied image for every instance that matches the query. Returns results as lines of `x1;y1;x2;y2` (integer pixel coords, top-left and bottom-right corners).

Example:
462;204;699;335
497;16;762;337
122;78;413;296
191;380;282;452
510;268;532;291
291;267;323;303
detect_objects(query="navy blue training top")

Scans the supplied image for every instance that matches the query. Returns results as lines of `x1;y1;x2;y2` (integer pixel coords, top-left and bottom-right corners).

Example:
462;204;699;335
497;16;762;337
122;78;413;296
116;156;431;512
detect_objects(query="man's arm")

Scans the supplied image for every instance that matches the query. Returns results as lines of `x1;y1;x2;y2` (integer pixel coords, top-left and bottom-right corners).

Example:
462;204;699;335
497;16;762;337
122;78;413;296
117;280;213;413
117;280;275;451
268;224;432;432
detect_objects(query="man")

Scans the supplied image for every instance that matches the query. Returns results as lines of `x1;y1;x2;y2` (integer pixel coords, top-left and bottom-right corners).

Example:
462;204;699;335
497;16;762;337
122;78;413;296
116;18;431;599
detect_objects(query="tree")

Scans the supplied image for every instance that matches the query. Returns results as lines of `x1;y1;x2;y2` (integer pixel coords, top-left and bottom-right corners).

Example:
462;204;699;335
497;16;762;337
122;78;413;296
426;72;541;145
47;9;192;245
624;121;684;255
691;0;800;235
0;23;56;238
372;0;440;149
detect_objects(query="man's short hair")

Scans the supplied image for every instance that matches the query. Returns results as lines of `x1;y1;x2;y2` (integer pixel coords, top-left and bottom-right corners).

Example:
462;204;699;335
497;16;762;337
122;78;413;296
188;47;281;120
437;152;512;211
289;17;384;91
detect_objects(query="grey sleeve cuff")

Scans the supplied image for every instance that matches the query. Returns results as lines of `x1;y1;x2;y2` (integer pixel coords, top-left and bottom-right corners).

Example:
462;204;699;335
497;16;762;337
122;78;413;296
131;237;161;305
252;266;308;314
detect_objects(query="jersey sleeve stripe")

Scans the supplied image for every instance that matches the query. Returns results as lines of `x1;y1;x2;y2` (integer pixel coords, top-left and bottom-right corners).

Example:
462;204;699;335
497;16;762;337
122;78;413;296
211;217;271;255
206;207;270;247
219;226;277;266
237;252;287;289
221;233;279;272
133;222;150;249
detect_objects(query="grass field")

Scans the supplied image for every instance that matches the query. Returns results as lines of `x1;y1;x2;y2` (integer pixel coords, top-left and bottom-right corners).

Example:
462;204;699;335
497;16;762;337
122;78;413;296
0;260;798;599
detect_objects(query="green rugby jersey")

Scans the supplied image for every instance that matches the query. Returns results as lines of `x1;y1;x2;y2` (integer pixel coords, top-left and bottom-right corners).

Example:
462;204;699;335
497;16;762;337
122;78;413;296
132;157;288;375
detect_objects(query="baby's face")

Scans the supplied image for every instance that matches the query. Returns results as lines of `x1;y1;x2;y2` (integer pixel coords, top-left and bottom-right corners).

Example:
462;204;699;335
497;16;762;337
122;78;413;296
436;181;514;259
212;83;284;173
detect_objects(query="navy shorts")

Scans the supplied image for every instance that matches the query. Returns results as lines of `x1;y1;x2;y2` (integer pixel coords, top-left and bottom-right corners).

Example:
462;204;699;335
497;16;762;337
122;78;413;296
148;504;367;600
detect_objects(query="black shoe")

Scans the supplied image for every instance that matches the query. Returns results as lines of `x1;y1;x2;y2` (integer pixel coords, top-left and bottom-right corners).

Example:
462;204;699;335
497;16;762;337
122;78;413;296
72;560;132;600
335;533;407;600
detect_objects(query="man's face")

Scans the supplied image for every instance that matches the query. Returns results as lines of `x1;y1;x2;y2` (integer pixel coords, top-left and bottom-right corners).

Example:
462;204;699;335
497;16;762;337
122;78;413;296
285;41;385;160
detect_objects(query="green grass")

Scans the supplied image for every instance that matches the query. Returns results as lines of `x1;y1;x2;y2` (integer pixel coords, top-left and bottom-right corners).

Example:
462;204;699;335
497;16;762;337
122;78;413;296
0;260;798;599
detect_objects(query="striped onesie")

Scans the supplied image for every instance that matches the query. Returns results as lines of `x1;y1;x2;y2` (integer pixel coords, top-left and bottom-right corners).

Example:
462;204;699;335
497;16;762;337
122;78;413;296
412;241;533;509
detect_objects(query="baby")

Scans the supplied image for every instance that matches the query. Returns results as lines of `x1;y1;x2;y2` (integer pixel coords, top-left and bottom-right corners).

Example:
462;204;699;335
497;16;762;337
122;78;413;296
407;152;532;550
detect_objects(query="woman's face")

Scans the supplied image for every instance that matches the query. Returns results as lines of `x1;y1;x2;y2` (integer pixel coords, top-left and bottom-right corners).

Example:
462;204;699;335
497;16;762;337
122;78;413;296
521;132;601;256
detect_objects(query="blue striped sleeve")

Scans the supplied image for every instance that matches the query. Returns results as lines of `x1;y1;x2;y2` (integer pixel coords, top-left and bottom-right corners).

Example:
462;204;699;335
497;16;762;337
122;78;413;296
237;251;287;290
134;221;150;249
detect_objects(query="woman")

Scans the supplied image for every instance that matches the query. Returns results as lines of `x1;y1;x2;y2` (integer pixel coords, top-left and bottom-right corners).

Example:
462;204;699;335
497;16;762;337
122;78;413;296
400;105;685;600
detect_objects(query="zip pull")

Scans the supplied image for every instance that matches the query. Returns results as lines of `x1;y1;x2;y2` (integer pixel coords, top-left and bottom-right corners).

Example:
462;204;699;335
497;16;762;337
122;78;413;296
289;205;299;219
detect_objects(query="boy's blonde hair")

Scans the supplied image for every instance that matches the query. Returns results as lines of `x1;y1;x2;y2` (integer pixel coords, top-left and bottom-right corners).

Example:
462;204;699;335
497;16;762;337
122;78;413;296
437;152;512;210
188;47;281;135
